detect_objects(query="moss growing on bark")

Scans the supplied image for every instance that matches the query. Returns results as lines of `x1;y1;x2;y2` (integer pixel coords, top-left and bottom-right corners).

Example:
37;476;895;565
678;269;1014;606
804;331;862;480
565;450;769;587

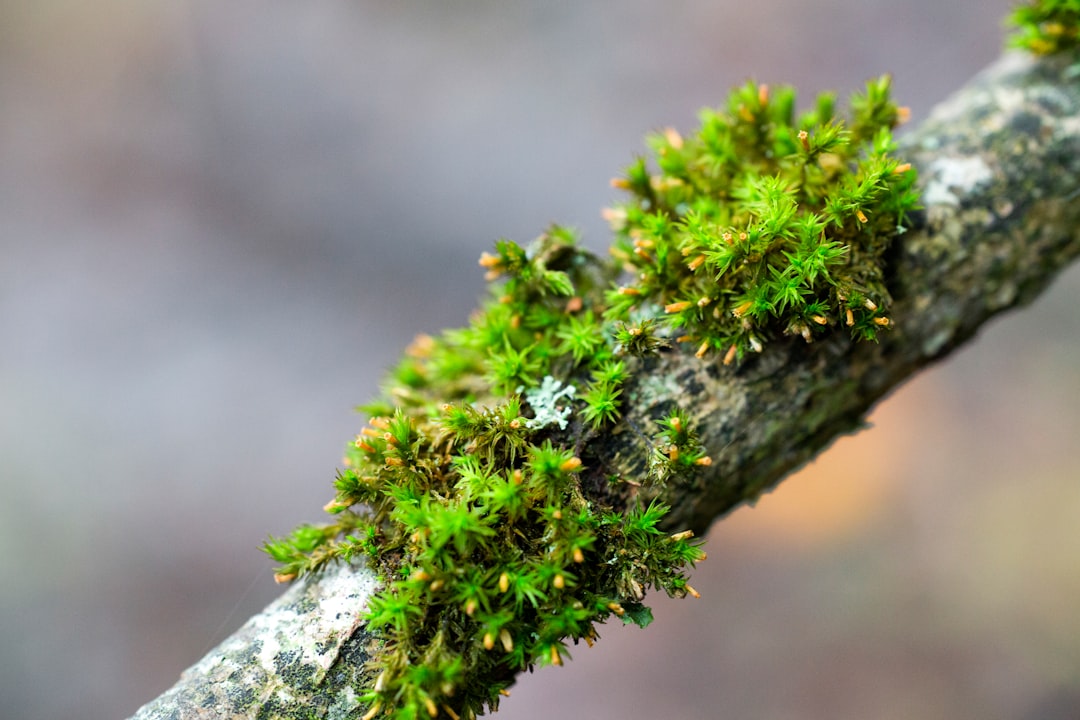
1009;0;1080;55
264;76;916;720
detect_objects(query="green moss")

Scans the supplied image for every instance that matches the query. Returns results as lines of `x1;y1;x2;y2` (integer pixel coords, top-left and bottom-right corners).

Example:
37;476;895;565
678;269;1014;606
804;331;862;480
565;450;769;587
264;76;915;720
604;76;917;364
1008;0;1080;55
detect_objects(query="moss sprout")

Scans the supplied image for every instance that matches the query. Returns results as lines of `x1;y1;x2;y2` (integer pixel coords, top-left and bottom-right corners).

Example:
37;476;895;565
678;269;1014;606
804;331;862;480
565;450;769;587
1009;0;1080;55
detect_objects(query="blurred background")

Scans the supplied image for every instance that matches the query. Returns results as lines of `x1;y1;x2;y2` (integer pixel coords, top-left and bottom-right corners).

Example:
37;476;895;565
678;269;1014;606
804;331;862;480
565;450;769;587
2;1;1079;718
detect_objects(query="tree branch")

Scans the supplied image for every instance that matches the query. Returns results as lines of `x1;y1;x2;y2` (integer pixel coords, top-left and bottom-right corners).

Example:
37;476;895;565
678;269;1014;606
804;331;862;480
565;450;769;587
130;51;1080;720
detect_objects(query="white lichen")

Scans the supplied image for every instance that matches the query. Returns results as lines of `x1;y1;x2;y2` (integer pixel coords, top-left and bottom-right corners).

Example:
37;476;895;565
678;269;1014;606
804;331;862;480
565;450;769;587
923;156;995;207
522;376;576;429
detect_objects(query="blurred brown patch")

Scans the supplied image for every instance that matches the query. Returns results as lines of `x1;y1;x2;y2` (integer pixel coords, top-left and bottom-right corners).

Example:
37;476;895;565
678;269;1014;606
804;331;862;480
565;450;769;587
717;388;924;549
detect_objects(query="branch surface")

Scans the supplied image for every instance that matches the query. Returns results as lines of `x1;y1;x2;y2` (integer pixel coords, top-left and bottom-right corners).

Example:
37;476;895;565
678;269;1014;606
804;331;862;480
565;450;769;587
131;52;1080;720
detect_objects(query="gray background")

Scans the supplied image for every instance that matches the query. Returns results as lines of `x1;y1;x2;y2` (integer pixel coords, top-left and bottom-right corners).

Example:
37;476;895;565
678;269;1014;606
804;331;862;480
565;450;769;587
3;1;1080;718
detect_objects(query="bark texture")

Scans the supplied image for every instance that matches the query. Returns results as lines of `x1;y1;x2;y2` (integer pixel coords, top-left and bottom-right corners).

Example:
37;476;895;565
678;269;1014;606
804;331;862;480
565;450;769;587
131;51;1080;720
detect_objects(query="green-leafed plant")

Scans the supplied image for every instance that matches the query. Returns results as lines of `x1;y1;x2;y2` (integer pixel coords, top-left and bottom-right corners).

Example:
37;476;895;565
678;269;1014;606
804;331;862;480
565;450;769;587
1009;0;1080;55
604;76;917;364
264;76;916;720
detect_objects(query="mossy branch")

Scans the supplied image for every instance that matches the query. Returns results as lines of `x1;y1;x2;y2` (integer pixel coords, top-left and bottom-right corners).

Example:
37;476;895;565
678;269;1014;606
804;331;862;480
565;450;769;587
130;51;1080;720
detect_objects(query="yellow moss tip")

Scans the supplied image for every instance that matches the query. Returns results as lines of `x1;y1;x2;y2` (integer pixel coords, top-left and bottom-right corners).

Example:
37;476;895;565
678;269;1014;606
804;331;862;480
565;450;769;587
663;126;684;149
550;645;563;666
273;572;297;584
601;206;626;222
665;300;692;314
686;584;701;599
723;344;738;366
560;457;582;472
405;334;435;358
362;702;382;720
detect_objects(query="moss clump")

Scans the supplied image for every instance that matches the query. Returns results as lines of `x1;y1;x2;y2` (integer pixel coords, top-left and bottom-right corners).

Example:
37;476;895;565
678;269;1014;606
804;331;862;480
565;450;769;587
264;76;915;720
603;76;917;364
1009;0;1080;55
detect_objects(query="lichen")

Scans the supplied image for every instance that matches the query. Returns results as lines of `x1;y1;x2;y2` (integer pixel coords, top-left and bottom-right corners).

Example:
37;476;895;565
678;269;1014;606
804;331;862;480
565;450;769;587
923;156;996;207
521;376;575;430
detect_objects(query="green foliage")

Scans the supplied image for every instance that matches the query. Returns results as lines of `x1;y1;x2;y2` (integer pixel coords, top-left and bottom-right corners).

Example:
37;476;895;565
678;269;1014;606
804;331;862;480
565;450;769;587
265;74;915;720
612;318;670;356
265;227;709;720
580;362;624;429
648;408;712;484
604;76;917;362
275;398;706;720
1009;0;1080;54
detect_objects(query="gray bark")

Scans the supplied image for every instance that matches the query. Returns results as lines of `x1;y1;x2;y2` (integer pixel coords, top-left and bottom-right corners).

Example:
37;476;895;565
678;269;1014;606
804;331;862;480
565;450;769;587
131;51;1080;720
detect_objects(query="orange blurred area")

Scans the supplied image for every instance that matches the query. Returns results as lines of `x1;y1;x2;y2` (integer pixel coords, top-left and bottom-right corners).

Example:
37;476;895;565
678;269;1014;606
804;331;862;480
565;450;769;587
718;392;914;550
